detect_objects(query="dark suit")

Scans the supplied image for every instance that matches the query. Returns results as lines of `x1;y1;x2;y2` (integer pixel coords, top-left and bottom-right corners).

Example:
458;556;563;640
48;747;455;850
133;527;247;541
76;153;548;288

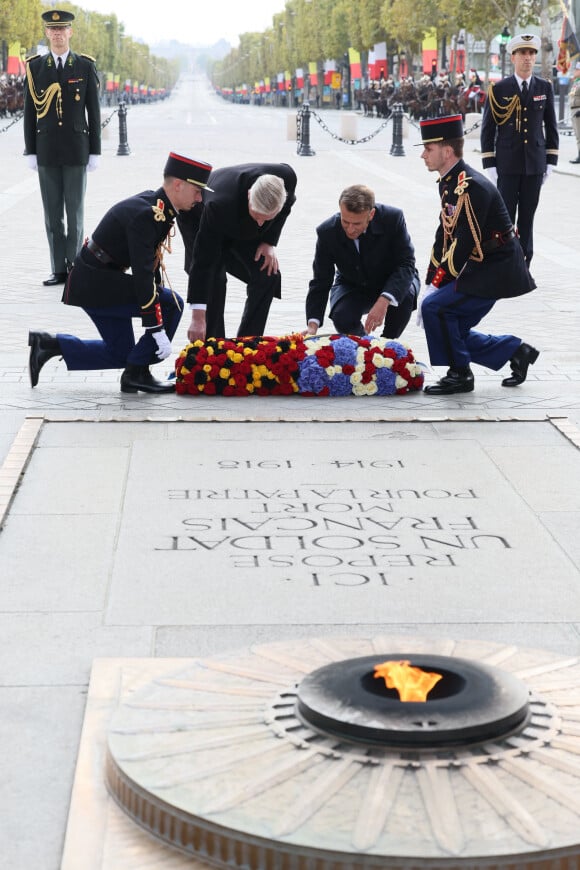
306;204;419;338
480;74;558;265
58;188;182;370
178;162;297;338
422;160;535;370
24;50;101;272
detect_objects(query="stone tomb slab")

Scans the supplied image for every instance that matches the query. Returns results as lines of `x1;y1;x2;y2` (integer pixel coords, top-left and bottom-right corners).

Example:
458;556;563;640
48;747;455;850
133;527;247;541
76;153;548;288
104;423;580;627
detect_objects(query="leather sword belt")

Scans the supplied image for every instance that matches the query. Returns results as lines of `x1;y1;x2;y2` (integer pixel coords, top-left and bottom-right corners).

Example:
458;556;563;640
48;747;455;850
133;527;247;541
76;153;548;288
481;228;517;253
85;237;118;266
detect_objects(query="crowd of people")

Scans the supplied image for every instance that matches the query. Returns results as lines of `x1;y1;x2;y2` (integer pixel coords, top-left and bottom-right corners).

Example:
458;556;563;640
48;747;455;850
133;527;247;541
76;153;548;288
24;15;558;397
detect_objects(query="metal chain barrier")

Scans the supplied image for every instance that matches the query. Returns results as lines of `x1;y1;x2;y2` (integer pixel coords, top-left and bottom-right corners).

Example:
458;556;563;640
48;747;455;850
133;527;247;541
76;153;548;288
0;111;23;133
100;107;120;129
309;107;391;145
0;105;120;135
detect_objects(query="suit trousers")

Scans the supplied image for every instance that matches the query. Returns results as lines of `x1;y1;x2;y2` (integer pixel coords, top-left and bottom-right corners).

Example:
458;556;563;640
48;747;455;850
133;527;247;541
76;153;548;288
421;282;520;370
497;173;543;266
57;287;183;370
205;245;282;339
329;275;419;338
38;164;87;273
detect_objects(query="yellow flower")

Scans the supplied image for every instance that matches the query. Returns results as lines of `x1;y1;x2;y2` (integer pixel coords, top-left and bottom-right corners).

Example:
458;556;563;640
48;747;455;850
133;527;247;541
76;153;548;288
246;382;254;392
203;364;213;373
206;346;214;356
219;367;230;379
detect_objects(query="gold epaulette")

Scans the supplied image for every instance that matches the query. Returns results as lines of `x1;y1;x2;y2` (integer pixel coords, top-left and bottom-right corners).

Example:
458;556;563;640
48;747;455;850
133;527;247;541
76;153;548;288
80;53;97;62
25;54;40;64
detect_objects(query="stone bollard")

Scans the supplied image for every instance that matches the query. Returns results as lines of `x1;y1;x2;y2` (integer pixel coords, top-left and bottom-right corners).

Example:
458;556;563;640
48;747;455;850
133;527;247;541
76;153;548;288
286;112;297;141
340;112;357;141
296;101;315;156
116;100;131;156
390;102;405;157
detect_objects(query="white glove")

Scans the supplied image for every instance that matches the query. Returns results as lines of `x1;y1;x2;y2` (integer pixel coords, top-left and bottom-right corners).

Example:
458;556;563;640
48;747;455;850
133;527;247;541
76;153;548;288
416;283;438;329
542;165;553;185
150;328;172;360
485;167;498;185
87;154;100;172
27;154;38;171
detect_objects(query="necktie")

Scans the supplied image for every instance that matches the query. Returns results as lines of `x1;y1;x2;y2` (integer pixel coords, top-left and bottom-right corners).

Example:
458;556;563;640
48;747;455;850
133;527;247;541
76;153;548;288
56;56;63;83
521;80;528;102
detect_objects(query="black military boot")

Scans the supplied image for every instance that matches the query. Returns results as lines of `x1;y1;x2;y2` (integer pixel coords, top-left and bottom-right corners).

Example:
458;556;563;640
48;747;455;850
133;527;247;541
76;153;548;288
424;366;475;395
570;152;580;164
28;331;62;387
120;365;175;394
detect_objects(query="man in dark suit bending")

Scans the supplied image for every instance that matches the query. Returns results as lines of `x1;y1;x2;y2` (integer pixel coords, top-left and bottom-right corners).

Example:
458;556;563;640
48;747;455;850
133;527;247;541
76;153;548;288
179;162;297;340
304;184;419;338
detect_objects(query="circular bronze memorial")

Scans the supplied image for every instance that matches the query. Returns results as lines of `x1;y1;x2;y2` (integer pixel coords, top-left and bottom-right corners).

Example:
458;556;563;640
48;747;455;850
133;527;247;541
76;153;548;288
106;636;580;868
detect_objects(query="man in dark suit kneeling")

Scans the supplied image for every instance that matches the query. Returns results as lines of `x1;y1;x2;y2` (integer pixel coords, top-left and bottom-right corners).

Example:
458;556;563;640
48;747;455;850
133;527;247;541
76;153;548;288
304;184;419;339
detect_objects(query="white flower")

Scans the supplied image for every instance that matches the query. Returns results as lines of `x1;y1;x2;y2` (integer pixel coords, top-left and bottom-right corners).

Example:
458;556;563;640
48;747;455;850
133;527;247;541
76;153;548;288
372;353;385;368
383;357;394;369
395;375;408;390
350;371;363;385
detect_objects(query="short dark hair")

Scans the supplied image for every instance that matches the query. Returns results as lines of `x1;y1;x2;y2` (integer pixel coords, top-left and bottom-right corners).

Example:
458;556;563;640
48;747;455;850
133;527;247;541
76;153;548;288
445;137;464;158
339;184;375;213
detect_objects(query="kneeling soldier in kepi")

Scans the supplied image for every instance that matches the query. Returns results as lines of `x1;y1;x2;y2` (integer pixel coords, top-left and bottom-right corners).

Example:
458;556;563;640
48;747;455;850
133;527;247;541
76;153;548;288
28;153;212;393
418;115;539;395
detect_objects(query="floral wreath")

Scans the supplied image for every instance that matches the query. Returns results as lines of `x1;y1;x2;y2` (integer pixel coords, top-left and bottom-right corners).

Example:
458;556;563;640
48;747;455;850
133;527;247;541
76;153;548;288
175;334;424;397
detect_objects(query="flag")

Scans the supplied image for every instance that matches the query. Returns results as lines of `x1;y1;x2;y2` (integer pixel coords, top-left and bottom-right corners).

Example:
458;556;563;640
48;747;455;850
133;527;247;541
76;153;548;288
557;15;580;74
309;62;318;86
7;41;21;75
348;47;361;79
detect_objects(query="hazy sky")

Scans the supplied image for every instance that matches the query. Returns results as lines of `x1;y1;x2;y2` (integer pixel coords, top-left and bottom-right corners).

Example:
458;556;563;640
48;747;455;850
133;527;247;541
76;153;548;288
82;0;287;46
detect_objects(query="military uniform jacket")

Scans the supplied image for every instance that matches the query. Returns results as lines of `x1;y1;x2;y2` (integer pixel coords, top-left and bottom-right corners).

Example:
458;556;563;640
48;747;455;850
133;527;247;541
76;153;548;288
24;51;101;166
63;188;177;328
426;160;534;299
180;162;297;305
480;74;558;175
305;204;418;327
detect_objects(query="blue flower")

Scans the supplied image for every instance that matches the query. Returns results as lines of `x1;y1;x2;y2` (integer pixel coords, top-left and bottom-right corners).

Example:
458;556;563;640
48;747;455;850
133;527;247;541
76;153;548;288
388;341;409;359
375;367;397;395
328;372;354;396
297;356;331;393
331;336;358;367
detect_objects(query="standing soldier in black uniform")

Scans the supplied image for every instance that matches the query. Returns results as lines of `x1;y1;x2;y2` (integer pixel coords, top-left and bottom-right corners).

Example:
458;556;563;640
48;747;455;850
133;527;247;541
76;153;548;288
418;115;538;395
24;9;101;286
27;153;213;394
480;33;559;267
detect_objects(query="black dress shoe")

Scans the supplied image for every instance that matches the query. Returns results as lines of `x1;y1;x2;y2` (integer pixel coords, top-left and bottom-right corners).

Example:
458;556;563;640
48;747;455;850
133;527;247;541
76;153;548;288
120;365;175;394
43;273;68;286
502;342;539;387
28;331;61;387
424;367;474;395
570;156;580;164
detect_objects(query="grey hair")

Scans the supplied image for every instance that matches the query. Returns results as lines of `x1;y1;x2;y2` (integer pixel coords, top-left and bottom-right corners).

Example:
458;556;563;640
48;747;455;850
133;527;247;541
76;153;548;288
248;174;287;215
339;184;375;213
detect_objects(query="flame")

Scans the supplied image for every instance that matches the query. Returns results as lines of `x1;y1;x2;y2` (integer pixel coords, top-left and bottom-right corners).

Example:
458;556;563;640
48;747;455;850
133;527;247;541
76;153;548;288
374;659;443;702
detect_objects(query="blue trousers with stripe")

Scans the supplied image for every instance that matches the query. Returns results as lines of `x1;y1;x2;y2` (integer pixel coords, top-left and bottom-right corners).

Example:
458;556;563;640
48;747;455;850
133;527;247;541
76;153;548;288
57;287;183;370
421;283;520;371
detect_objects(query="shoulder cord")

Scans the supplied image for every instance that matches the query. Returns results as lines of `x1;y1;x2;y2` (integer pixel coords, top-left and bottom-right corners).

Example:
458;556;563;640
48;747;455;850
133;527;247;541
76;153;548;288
487;82;522;131
440;192;484;272
25;62;62;120
155;225;183;313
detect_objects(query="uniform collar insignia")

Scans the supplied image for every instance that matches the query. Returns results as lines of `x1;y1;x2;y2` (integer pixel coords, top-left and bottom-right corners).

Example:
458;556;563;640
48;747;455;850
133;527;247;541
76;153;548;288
454;170;471;195
152;199;166;222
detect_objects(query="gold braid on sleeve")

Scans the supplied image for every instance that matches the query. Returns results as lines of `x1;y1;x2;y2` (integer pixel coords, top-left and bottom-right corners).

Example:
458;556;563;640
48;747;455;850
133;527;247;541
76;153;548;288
487;82;521;131
26;62;62;120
